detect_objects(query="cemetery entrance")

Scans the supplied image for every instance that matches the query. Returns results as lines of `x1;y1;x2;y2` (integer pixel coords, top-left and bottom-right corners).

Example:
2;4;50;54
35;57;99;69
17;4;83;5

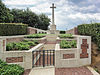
32;50;55;68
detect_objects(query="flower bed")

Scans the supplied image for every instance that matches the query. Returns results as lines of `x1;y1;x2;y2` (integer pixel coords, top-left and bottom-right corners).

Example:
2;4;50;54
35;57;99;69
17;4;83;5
59;34;74;38
60;40;77;48
0;59;24;75
6;40;39;51
25;34;46;38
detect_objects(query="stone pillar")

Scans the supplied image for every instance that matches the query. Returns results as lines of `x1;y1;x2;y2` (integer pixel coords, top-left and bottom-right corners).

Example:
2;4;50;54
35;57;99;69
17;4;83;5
0;38;6;53
77;36;91;66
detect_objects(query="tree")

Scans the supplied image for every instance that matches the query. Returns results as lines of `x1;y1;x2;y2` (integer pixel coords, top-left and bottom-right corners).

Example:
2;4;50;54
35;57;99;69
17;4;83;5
10;9;23;23
11;8;50;30
0;0;13;23
38;14;50;30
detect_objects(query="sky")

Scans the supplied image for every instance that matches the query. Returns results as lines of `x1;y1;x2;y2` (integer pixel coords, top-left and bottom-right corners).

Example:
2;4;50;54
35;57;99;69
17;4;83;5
2;0;100;30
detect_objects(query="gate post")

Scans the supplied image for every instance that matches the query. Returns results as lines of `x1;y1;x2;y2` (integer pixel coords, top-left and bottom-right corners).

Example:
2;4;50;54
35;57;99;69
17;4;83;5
0;38;6;53
43;50;45;67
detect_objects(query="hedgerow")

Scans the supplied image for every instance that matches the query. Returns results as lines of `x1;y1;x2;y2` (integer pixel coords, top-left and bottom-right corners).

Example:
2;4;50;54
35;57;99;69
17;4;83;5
77;23;100;50
0;23;27;36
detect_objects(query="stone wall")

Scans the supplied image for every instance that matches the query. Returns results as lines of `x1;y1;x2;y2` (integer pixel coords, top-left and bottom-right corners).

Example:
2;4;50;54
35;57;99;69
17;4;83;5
27;27;37;34
66;27;78;35
55;35;91;68
27;27;47;34
6;37;24;44
0;38;44;69
37;29;47;34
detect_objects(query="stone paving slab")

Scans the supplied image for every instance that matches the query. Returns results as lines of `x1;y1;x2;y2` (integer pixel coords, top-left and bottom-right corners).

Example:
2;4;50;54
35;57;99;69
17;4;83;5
29;67;55;75
29;66;96;75
55;67;93;75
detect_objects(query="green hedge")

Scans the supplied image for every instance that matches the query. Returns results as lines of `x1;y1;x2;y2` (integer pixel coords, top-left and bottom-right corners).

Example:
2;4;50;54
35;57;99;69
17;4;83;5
60;31;66;34
0;23;28;36
0;59;24;75
77;23;100;50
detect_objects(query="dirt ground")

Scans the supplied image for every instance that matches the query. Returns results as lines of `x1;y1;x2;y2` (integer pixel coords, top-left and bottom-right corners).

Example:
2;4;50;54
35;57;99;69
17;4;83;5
91;42;100;73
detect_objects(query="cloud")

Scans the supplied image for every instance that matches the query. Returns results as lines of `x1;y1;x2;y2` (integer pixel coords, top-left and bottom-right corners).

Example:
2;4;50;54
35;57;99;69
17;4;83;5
2;0;100;30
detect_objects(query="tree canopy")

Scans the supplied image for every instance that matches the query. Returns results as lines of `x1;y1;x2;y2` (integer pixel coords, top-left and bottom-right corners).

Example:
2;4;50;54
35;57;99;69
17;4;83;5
0;0;13;23
0;0;50;30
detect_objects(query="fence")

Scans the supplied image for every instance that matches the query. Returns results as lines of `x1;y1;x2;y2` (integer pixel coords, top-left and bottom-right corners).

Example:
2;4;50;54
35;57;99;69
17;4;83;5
32;50;55;67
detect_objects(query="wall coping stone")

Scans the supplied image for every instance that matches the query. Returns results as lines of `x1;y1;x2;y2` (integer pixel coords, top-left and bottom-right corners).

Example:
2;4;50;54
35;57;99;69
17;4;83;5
0;35;28;39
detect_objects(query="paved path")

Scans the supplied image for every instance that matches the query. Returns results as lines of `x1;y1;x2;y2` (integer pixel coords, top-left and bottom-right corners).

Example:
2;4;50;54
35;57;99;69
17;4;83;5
55;67;93;75
29;67;55;75
29;67;96;75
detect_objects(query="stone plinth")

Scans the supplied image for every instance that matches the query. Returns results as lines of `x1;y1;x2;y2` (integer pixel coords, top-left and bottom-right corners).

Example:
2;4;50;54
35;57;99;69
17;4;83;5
47;30;59;34
50;24;56;30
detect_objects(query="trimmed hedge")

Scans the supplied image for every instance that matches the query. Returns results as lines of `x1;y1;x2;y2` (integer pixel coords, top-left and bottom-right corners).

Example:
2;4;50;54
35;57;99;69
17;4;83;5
77;23;100;50
0;59;24;75
0;23;28;36
60;31;66;34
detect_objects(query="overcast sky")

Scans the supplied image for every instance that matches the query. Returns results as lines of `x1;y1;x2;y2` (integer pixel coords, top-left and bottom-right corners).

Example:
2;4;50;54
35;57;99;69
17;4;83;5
2;0;100;30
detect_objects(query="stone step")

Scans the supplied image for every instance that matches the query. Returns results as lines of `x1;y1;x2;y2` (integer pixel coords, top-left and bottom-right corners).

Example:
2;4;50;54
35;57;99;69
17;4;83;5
43;44;56;50
46;35;58;42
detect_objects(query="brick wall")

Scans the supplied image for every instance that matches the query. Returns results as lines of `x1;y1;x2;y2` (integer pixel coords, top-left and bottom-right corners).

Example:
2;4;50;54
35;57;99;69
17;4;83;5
6;37;24;44
6;57;23;63
63;54;75;59
80;39;89;58
66;27;78;35
27;27;37;34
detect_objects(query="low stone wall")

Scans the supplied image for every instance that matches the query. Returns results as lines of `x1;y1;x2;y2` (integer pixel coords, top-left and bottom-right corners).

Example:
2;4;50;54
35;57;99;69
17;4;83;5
56;36;77;44
24;37;47;44
0;35;27;44
55;35;91;68
27;27;47;34
0;37;44;69
27;27;37;34
37;29;47;34
6;37;24;44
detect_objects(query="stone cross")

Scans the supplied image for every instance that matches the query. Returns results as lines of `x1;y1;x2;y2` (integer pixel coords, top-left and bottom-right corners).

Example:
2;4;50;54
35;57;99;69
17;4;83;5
50;3;56;25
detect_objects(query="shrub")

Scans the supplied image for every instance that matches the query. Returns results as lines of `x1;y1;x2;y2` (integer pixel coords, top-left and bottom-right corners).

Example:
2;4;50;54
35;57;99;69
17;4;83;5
6;40;38;51
0;23;28;36
77;23;100;50
33;40;39;44
59;34;73;38
6;43;14;51
60;40;77;48
25;34;46;38
14;43;30;50
60;31;66;34
27;41;36;46
0;59;24;75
